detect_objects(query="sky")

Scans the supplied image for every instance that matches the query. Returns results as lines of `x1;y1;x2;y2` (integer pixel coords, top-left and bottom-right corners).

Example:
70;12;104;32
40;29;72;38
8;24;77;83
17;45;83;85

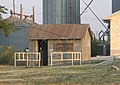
0;0;43;23
0;0;112;34
81;0;112;35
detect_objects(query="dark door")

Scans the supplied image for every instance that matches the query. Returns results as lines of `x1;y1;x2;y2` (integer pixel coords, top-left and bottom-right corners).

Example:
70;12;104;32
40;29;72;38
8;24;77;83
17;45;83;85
38;40;48;66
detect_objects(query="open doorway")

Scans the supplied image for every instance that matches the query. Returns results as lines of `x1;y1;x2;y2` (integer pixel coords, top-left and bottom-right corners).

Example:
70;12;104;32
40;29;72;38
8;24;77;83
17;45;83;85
38;40;48;66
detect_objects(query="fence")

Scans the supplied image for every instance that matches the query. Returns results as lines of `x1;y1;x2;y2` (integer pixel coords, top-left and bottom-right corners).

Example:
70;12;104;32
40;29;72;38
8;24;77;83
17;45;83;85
51;52;81;66
14;52;41;67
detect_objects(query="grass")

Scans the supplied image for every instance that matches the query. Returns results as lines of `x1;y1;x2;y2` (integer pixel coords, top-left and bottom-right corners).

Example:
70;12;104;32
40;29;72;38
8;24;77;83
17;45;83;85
0;59;120;85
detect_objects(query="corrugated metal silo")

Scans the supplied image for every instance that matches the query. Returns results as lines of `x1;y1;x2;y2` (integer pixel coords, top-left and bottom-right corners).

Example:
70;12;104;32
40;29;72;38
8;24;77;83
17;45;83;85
43;0;80;24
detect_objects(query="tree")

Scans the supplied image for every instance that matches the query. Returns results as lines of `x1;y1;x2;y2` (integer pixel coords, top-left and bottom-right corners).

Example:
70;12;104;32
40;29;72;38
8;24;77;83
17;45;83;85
0;5;15;37
91;39;101;57
91;38;110;57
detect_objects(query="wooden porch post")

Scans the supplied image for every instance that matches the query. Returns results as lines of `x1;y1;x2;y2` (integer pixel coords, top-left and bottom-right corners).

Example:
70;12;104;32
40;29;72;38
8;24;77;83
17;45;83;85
14;53;16;67
36;40;38;65
13;0;15;14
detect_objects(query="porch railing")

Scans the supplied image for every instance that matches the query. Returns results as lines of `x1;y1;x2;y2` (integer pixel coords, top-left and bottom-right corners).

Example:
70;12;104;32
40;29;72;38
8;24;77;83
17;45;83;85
14;52;41;67
51;52;81;66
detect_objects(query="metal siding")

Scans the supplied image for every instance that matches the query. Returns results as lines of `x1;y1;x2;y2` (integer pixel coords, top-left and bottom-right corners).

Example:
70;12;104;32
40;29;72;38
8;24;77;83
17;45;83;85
56;24;67;39
0;27;29;51
76;0;80;23
52;0;56;24
7;16;29;27
43;0;80;24
43;0;48;24
0;15;35;51
63;24;74;38
70;24;80;38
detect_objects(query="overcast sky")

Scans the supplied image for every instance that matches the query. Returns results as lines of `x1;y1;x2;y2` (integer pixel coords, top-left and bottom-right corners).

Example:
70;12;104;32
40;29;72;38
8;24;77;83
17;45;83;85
0;0;112;33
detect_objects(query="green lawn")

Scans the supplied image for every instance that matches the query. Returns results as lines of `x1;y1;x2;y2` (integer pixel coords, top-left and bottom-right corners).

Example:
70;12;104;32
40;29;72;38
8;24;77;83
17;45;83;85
0;59;120;85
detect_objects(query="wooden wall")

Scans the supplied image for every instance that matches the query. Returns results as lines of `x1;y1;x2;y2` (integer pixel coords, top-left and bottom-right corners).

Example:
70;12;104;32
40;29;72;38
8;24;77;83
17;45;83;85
48;39;91;65
48;40;82;65
81;29;91;60
110;13;120;56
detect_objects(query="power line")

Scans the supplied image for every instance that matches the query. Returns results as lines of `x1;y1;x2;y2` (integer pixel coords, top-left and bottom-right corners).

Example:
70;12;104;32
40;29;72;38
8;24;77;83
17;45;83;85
80;0;93;16
82;0;108;30
13;0;15;13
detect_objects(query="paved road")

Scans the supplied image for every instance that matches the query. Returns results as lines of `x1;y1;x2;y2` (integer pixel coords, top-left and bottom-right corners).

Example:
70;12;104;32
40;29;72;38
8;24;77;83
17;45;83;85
91;56;115;67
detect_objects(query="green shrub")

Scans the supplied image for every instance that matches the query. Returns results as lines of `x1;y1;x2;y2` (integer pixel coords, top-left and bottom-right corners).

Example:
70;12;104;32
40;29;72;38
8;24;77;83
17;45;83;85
0;46;14;65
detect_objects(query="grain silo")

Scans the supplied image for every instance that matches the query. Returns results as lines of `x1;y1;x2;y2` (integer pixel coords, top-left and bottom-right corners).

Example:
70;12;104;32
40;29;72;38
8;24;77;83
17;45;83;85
0;4;37;51
112;0;120;13
43;0;80;24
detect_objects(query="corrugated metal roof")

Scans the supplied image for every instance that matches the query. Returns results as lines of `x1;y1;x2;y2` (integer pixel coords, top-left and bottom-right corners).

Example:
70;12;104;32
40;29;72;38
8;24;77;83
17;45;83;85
6;15;30;27
29;24;91;40
23;18;38;26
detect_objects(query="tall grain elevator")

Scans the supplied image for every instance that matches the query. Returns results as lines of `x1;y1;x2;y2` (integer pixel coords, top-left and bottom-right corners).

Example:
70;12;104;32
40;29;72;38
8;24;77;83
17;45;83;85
43;0;80;24
112;0;120;13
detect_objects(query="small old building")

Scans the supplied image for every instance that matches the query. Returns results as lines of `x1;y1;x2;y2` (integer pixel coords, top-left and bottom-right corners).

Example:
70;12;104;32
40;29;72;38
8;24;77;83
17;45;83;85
29;24;93;66
104;11;120;56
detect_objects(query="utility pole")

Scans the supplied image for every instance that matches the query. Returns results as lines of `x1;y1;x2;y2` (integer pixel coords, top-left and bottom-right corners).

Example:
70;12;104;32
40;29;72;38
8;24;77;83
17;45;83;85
32;6;35;22
20;4;23;20
13;0;15;13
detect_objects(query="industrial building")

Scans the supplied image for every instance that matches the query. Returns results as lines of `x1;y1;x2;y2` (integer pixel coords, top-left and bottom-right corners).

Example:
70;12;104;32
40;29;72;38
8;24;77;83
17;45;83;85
112;0;120;13
43;0;80;24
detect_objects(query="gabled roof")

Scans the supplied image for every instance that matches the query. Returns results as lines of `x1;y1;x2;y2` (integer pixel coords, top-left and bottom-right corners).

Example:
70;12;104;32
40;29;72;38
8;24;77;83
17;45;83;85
29;24;92;40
